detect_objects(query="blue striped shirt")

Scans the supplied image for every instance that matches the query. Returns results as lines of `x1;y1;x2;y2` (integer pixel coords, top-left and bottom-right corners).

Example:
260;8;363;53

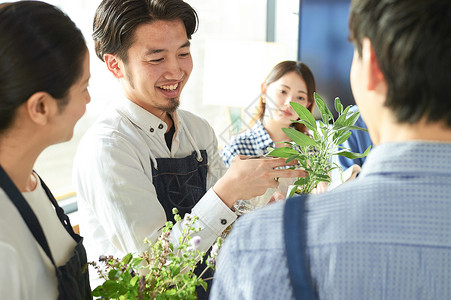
211;141;451;299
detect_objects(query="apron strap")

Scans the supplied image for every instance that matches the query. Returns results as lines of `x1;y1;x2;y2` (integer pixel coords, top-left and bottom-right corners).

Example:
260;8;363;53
283;195;318;300
0;165;57;267
37;173;76;237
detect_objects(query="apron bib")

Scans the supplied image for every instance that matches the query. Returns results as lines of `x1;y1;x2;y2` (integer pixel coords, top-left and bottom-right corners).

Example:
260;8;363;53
0;166;91;300
284;194;318;300
151;150;208;223
151;150;213;299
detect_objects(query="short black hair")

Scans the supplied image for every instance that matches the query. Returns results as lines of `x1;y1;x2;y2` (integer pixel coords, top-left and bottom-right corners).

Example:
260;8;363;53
93;0;198;63
349;0;451;126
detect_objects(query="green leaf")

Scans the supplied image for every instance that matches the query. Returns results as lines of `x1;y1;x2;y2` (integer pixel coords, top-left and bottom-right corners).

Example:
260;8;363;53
294;119;317;133
294;177;309;186
102;280;122;295
361;145;371;156
131;257;144;267
343;110;361;127
130;276;139;287
267;147;299;158
335;131;352;145
334;97;343;114
286;154;299;163
122;253;133;264
282;128;317;147
288;185;299;197
320;126;329;142
290;102;316;128
334;125;368;132
314;93;333;123
164;289;177;296
314;173;331;182
340;105;352;119
336;146;371;159
335;105;353;125
335;112;347;127
91;286;104;297
108;269;120;280
337;151;363;159
199;280;208;291
171;266;181;276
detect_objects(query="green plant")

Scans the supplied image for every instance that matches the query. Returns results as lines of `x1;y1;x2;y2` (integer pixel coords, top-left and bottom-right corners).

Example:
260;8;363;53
267;92;370;195
90;208;222;300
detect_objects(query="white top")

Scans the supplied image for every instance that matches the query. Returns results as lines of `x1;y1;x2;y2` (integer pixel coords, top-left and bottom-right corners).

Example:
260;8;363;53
0;176;77;299
73;99;237;262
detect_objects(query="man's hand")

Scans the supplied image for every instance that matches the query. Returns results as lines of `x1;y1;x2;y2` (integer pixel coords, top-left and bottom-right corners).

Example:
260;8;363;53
213;156;308;208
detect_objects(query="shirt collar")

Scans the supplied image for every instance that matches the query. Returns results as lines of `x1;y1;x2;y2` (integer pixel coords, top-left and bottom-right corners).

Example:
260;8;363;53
252;120;274;148
115;98;180;134
360;141;451;177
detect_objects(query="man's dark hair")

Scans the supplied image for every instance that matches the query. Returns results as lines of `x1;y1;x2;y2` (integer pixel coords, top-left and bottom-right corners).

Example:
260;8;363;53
349;0;451;126
0;1;87;133
93;0;199;63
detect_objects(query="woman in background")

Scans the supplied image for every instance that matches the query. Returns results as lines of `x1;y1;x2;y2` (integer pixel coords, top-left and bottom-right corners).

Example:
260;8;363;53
221;61;316;199
221;61;316;167
0;1;91;299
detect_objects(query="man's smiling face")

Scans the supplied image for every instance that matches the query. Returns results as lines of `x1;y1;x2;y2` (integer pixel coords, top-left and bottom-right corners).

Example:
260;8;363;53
118;19;193;116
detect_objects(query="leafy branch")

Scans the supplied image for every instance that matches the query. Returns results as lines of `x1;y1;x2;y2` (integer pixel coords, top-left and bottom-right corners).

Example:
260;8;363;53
89;208;222;300
267;92;370;195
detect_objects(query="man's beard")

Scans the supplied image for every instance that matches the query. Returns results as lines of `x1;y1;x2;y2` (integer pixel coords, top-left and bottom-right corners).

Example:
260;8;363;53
161;97;180;113
125;67;180;113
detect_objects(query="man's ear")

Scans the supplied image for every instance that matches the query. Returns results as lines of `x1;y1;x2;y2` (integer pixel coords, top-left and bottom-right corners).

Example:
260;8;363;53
362;38;386;91
25;92;54;126
104;53;124;79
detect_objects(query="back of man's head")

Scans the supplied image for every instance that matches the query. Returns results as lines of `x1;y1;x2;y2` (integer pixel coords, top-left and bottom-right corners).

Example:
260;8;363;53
92;0;198;63
349;0;451;127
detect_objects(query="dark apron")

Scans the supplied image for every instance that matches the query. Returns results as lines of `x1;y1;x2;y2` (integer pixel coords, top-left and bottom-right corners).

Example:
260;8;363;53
284;194;318;300
0;166;91;300
151;150;213;300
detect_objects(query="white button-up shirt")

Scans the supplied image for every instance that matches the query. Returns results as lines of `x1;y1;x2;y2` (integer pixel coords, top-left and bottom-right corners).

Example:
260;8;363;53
73;99;236;262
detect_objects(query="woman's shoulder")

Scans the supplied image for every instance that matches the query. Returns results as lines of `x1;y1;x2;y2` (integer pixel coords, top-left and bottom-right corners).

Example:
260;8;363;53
222;125;266;155
226;126;263;147
234;120;268;139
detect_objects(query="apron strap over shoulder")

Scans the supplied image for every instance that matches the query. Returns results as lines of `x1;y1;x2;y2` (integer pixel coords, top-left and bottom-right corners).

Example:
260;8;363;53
283;195;318;300
37;173;77;237
0;165;57;266
0;165;91;299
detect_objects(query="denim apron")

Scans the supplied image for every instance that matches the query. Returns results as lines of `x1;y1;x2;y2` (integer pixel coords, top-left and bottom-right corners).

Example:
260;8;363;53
284;195;318;300
0;166;91;300
151;150;208;221
151;148;213;299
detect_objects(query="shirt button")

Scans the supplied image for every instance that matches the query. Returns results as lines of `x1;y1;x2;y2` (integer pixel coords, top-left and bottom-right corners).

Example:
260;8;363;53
149;127;154;133
220;219;227;225
158;124;164;129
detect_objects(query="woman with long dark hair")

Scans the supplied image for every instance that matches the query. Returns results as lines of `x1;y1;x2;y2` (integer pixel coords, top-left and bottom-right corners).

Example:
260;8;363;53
0;1;91;298
221;61;317;198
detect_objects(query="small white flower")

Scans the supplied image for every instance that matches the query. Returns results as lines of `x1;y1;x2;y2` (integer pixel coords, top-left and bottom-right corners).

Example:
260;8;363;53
184;213;193;222
190;236;201;249
211;243;219;257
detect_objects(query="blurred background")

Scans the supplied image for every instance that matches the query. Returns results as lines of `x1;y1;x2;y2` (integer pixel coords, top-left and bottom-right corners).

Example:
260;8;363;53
34;0;354;201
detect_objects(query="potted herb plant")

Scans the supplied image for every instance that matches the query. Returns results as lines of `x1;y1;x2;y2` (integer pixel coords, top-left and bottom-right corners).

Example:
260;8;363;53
90;208;221;300
267;92;370;196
